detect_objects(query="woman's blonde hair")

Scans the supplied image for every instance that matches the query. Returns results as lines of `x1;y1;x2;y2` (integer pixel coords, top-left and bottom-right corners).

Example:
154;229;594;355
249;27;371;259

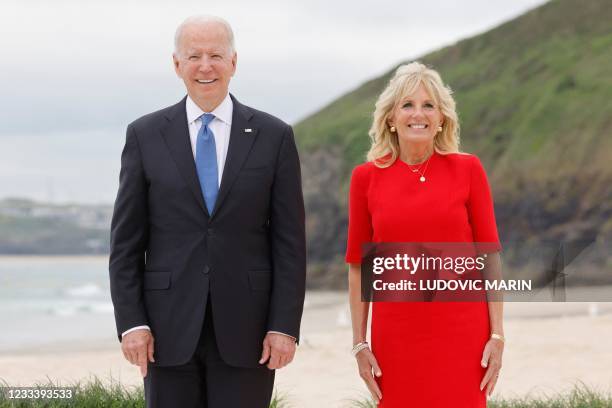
366;61;460;167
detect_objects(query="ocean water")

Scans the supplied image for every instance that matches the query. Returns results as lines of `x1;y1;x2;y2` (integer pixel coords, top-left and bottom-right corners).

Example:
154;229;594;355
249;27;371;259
0;256;117;351
0;257;349;353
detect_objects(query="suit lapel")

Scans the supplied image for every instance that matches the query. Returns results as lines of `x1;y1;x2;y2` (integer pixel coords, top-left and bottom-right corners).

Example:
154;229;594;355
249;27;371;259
160;97;209;216
211;95;258;217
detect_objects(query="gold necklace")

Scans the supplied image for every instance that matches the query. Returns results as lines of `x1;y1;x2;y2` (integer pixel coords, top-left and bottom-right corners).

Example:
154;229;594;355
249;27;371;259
416;155;432;182
404;152;433;182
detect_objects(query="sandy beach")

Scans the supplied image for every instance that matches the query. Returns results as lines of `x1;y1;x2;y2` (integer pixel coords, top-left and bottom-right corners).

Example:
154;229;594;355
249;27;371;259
2;294;612;407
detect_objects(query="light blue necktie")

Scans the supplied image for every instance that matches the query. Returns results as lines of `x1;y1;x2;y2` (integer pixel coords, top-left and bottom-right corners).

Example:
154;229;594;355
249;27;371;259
195;113;218;214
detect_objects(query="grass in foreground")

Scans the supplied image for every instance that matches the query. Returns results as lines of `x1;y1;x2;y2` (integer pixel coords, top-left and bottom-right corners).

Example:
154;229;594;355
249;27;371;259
0;378;142;408
349;384;612;408
0;378;290;408
1;379;611;407
488;384;612;408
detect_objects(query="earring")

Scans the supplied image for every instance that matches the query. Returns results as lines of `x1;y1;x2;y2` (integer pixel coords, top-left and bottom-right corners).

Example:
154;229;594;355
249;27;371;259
437;125;443;132
390;126;396;133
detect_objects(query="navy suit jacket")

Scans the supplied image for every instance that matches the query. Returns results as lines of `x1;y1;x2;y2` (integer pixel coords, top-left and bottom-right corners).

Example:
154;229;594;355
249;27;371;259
109;95;306;368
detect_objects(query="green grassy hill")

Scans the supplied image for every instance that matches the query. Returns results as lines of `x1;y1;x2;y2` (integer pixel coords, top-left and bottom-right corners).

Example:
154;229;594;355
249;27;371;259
295;0;612;288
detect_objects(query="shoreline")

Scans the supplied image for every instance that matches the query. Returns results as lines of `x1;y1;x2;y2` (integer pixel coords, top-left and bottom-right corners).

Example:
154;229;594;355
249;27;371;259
1;300;612;355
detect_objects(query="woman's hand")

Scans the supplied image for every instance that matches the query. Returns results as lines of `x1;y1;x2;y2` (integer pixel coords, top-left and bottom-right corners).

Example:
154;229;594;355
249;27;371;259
480;337;504;397
355;347;383;404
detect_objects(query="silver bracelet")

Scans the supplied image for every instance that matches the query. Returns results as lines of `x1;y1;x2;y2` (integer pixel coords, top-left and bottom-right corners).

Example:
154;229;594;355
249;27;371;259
351;341;370;357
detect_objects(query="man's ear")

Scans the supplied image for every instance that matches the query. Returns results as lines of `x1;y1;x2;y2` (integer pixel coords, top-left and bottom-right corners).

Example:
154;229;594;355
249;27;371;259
172;53;181;77
231;52;237;76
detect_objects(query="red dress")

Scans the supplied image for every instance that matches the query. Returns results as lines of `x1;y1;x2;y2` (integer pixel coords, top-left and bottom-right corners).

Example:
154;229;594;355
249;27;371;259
346;152;501;407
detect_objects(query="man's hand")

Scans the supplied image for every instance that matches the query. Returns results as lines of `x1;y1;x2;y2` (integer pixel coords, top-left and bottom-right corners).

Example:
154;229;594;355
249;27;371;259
258;332;296;370
121;329;155;377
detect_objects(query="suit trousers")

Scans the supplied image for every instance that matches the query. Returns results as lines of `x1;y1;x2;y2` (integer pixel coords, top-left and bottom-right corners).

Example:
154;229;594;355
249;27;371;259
144;299;275;408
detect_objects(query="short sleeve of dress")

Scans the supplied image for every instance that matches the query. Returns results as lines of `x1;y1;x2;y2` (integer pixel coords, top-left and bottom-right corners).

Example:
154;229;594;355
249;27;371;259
467;156;502;253
345;164;373;264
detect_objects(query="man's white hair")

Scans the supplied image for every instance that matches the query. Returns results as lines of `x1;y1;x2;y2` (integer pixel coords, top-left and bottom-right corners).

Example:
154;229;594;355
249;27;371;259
174;15;235;54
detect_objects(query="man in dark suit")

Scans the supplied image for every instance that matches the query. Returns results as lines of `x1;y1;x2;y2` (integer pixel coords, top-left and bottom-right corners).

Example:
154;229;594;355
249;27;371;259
109;15;306;408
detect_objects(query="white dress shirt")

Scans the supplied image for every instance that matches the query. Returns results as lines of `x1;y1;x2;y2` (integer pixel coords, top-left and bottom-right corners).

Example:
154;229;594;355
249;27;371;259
186;92;233;186
122;94;294;342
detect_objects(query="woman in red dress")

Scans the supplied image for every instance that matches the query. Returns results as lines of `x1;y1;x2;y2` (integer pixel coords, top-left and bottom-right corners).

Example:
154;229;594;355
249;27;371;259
346;62;505;407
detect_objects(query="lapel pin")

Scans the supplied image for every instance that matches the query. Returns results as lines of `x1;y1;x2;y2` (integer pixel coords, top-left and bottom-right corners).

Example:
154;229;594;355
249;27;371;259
244;128;252;133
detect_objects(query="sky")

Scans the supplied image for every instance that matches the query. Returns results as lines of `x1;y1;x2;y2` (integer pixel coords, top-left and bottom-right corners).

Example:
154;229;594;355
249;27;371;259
0;0;548;203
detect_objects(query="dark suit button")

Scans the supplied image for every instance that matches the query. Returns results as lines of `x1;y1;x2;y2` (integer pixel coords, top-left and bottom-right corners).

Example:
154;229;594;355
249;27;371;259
203;265;210;274
207;228;214;236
